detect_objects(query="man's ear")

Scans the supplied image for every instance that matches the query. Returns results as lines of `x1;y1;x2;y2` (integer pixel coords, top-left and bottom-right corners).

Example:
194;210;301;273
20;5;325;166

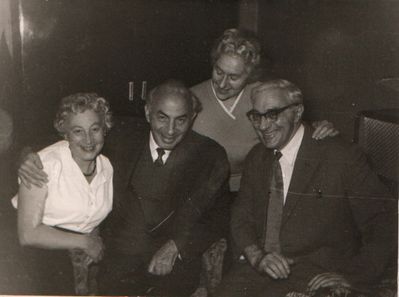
144;104;151;123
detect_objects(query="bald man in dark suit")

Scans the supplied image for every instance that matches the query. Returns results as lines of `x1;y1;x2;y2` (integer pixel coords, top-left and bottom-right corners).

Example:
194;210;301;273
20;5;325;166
98;80;230;295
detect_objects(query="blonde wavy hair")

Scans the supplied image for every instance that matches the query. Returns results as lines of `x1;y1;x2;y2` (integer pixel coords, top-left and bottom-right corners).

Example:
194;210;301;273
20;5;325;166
211;28;262;81
54;92;113;136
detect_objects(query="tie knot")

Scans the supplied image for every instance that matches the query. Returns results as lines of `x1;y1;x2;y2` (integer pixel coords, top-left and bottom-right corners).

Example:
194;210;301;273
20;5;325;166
156;148;165;158
274;150;282;160
154;148;166;166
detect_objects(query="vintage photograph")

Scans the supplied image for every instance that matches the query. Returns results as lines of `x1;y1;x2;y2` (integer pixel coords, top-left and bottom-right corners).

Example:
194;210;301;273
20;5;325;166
0;0;398;296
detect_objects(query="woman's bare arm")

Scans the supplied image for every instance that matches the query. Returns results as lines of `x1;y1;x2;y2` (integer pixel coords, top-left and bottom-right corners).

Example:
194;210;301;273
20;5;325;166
17;183;104;261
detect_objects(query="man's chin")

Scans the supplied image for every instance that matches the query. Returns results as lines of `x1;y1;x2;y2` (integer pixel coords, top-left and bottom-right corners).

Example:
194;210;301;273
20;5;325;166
159;140;179;150
261;138;279;150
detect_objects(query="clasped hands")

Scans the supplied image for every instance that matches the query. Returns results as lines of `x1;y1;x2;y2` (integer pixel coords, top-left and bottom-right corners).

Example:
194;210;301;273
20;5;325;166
148;239;179;276
245;245;351;293
245;245;294;279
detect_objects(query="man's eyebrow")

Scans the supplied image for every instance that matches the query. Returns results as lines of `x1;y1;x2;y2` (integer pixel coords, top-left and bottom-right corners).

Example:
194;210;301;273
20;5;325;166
70;125;83;129
157;111;169;118
157;110;189;119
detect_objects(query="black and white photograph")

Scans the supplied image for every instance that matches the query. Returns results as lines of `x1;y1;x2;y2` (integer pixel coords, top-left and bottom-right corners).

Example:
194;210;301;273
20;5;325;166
0;0;398;296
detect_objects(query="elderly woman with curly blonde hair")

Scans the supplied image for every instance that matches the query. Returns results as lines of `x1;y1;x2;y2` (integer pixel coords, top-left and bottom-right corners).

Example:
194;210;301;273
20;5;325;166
12;93;113;295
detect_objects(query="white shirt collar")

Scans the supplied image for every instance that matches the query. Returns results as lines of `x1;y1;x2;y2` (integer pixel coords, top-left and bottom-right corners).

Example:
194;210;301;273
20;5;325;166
211;82;244;120
149;132;172;163
280;124;305;166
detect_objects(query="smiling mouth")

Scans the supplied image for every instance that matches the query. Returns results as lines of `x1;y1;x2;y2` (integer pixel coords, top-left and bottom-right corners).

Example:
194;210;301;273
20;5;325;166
161;137;176;143
81;146;96;152
262;131;277;139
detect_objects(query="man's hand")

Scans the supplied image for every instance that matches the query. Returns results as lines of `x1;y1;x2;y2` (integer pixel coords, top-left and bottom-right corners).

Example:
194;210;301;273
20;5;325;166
308;272;351;293
312;120;339;140
257;252;294;279
83;234;105;263
148;239;179;276
244;244;264;268
18;151;48;189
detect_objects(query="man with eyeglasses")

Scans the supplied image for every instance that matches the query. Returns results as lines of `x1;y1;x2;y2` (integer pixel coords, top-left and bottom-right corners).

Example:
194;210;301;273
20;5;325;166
216;79;397;297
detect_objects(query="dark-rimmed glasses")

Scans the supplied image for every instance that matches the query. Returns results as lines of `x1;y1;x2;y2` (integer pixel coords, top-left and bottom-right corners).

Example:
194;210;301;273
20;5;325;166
246;103;300;125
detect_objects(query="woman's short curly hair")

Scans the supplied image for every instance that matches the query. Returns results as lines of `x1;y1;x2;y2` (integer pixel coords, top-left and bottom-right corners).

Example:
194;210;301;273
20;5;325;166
211;28;262;80
54;92;113;136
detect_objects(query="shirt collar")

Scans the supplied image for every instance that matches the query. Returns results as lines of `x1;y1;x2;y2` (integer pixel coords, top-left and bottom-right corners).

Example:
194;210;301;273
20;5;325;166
149;132;172;162
280;124;304;166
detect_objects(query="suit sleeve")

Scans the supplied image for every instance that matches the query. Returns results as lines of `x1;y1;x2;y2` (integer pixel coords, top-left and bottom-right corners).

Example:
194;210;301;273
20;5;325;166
339;146;397;286
171;144;230;259
231;146;263;255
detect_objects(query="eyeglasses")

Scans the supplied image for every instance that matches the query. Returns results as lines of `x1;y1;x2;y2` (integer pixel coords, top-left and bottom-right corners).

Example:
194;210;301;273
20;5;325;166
246;103;300;125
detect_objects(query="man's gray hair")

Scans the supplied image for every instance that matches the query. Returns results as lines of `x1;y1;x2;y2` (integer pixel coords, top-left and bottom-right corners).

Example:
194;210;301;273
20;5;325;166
251;79;303;105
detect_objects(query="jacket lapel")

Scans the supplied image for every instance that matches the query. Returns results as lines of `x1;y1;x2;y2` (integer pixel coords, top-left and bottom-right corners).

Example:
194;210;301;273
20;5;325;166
281;124;322;228
125;132;149;189
260;149;274;205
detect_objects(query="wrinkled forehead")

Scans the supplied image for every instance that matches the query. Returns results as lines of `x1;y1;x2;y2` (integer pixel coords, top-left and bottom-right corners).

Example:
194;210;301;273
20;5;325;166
214;53;251;75
150;93;192;115
251;87;290;111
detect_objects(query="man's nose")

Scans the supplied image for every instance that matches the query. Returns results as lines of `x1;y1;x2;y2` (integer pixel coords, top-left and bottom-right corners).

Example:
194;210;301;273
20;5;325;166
167;120;176;135
258;116;273;130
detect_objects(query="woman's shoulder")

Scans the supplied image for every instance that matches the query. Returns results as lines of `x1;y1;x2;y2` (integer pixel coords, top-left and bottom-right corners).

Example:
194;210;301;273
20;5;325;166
39;140;68;159
38;140;68;174
190;79;212;98
97;153;113;176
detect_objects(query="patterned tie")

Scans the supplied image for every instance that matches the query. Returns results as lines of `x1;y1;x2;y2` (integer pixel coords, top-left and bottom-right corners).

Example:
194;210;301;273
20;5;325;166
264;150;284;253
154;148;165;166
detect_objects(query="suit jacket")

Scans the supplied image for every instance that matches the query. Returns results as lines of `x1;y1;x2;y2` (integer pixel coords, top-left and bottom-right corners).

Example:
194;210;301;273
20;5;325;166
102;118;230;262
231;124;397;288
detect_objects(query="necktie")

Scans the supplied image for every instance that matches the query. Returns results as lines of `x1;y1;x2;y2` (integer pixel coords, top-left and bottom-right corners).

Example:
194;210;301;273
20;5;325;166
154;148;165;166
264;150;284;253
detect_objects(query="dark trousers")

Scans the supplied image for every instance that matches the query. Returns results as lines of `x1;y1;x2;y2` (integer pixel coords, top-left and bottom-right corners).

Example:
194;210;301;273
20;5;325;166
98;250;201;296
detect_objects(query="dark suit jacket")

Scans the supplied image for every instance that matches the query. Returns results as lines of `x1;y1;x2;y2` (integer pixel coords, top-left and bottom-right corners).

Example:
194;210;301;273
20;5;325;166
102;118;230;262
232;124;397;288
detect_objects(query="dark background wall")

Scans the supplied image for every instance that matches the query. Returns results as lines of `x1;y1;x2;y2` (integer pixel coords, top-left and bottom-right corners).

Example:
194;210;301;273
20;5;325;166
2;0;399;144
16;0;239;144
256;0;399;140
